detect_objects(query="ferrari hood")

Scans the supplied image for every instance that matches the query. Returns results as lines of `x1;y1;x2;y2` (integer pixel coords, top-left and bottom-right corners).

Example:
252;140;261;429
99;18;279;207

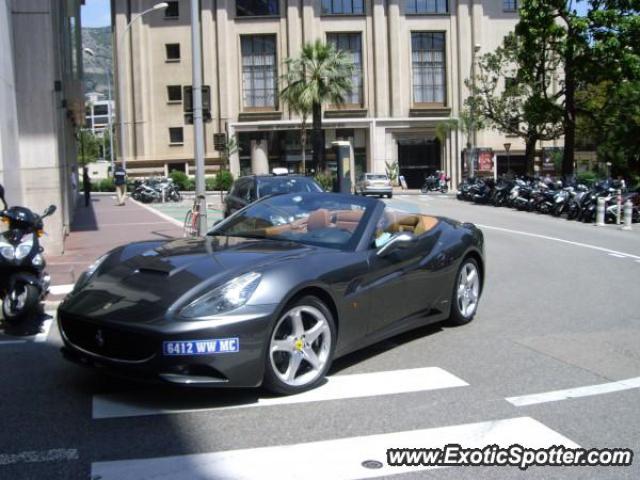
61;236;314;322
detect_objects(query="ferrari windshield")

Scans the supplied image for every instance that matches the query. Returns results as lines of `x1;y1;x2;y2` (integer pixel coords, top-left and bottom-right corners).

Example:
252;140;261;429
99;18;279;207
210;193;374;249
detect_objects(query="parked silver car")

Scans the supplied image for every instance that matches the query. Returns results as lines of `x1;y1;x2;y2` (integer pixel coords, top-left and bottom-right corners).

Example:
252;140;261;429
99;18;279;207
355;173;393;198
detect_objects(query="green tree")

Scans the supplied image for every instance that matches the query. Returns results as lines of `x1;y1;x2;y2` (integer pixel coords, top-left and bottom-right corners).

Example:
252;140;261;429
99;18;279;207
280;40;354;172
77;129;101;165
465;32;564;174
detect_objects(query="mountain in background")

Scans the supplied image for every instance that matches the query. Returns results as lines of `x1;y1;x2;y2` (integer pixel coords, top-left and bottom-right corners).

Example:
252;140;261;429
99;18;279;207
82;26;112;97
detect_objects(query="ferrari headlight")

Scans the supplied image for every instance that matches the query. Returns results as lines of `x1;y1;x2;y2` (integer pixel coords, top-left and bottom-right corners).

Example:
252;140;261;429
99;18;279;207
180;272;262;319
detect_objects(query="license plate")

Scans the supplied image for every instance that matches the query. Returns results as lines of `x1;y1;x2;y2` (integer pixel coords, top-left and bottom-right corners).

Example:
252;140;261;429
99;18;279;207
162;338;239;356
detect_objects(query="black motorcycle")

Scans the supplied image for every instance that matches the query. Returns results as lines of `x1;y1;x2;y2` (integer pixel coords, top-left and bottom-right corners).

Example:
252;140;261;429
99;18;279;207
0;184;56;324
421;173;449;193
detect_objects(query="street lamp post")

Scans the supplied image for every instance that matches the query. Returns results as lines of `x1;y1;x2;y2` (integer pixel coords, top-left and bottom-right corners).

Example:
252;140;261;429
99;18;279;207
116;2;168;170
190;0;207;235
84;47;115;175
504;142;511;175
469;44;481;178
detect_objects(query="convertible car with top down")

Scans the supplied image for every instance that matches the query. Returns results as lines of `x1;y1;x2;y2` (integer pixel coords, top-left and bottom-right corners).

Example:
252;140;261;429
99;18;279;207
58;192;484;394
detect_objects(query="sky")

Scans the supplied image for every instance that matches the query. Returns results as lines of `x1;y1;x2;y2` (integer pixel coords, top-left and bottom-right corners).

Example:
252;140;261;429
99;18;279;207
82;0;111;28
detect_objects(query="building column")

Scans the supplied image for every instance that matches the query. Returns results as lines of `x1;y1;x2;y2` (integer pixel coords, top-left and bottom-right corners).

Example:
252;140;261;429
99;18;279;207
251;139;269;175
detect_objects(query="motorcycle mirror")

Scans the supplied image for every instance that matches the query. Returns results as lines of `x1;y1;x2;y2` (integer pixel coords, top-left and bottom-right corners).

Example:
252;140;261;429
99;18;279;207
0;183;5;209
43;205;57;217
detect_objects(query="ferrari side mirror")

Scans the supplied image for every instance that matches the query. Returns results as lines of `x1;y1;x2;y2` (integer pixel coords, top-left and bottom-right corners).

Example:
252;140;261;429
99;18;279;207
377;232;415;257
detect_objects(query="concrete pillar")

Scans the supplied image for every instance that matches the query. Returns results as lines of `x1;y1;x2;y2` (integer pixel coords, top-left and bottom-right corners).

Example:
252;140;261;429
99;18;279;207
185;162;189;175
251;139;269;175
371;0;388;118
387;0;402;117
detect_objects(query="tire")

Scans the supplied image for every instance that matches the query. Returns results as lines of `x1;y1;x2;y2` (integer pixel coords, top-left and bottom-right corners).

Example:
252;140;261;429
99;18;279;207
263;295;336;395
2;284;40;325
387;193;393;199
448;257;481;326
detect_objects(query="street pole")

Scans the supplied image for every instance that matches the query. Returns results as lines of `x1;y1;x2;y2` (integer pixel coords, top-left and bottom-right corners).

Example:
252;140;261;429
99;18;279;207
469;44;481;178
116;3;168;171
504;142;511;176
190;0;207;235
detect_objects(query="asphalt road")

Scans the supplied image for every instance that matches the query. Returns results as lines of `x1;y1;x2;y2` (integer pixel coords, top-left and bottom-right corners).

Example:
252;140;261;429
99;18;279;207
1;195;639;480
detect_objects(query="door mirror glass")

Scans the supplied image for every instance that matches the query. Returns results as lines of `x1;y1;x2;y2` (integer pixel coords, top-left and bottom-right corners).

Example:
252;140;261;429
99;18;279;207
376;232;415;257
43;205;57;217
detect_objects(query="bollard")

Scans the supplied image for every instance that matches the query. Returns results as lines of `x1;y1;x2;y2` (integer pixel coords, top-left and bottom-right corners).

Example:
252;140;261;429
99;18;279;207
596;197;606;226
616;189;622;225
621;200;633;231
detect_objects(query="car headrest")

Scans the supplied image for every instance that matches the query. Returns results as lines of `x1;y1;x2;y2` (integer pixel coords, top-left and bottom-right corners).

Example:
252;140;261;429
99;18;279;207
307;209;331;230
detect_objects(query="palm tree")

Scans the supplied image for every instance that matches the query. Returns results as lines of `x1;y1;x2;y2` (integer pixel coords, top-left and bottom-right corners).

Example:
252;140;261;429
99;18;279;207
280;40;354;173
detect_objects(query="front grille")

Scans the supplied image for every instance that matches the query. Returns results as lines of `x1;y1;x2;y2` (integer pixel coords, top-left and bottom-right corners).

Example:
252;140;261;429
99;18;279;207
59;313;157;362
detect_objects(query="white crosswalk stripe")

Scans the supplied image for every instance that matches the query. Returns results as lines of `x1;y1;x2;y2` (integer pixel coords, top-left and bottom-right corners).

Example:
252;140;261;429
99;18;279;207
92;416;579;480
93;367;468;419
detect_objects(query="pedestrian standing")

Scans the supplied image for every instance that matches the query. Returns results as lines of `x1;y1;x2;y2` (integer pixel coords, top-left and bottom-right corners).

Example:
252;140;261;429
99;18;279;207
114;165;127;206
83;167;91;207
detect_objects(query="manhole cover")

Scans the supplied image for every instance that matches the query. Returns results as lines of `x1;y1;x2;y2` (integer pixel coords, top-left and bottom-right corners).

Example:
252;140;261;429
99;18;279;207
361;459;384;469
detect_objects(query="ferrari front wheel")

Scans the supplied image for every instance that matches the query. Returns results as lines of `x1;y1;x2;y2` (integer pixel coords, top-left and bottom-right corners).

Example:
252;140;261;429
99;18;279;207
448;258;481;326
263;296;336;395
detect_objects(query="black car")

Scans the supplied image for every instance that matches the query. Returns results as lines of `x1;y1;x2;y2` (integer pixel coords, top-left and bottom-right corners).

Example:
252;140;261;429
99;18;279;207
58;193;484;395
223;175;323;217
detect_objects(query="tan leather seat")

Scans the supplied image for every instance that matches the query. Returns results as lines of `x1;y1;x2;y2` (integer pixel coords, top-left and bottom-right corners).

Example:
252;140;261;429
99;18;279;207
334;210;363;232
307;209;331;231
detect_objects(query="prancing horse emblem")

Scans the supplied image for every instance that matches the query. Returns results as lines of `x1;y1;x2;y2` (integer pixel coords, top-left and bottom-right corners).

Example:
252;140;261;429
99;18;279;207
95;329;105;347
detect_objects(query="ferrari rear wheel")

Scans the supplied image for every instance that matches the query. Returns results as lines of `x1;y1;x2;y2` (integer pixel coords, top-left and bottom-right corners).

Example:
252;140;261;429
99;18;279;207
448;258;481;326
263;296;336;395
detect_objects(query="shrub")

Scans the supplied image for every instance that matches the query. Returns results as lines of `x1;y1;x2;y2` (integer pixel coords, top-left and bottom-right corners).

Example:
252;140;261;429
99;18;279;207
169;170;190;190
314;173;334;192
576;171;599;186
205;176;217;191
97;178;115;192
215;170;234;191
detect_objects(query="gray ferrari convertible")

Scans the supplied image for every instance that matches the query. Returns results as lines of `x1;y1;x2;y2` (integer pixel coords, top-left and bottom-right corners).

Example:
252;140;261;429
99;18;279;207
58;192;484;394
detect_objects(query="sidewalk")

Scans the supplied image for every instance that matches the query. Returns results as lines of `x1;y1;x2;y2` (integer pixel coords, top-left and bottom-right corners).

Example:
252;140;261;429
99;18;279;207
46;195;182;300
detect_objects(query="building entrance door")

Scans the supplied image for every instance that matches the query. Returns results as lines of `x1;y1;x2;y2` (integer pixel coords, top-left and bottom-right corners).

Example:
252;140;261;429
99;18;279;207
397;140;441;188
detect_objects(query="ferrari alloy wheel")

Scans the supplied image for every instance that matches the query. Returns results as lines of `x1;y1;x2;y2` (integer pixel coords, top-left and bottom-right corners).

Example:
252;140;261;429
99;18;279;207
264;296;336;394
449;258;481;326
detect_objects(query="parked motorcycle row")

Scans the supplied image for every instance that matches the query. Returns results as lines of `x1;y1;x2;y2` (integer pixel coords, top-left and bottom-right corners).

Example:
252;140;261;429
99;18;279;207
421;172;451;194
131;177;182;203
457;176;640;224
0;183;55;326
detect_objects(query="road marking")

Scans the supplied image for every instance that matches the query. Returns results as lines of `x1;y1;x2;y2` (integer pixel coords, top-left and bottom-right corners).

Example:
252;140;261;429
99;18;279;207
477;224;640;261
608;253;627;258
93;367;467;419
131;198;184;227
92;417;578;480
0;339;27;345
506;376;640;407
0;448;78;466
49;284;74;295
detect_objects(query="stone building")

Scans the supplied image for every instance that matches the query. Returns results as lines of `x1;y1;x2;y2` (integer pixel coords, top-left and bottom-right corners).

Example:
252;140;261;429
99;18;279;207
114;0;554;187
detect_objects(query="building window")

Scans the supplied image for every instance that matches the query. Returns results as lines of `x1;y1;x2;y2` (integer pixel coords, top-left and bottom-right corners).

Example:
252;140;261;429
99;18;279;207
165;1;179;18
327;33;363;106
406;0;448;14
321;0;364;15
165;43;181;61
505;77;517;93
93;104;109;116
236;0;279;17
169;127;184;144
503;0;517;11
241;35;277;108
411;32;446;104
167;85;182;102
